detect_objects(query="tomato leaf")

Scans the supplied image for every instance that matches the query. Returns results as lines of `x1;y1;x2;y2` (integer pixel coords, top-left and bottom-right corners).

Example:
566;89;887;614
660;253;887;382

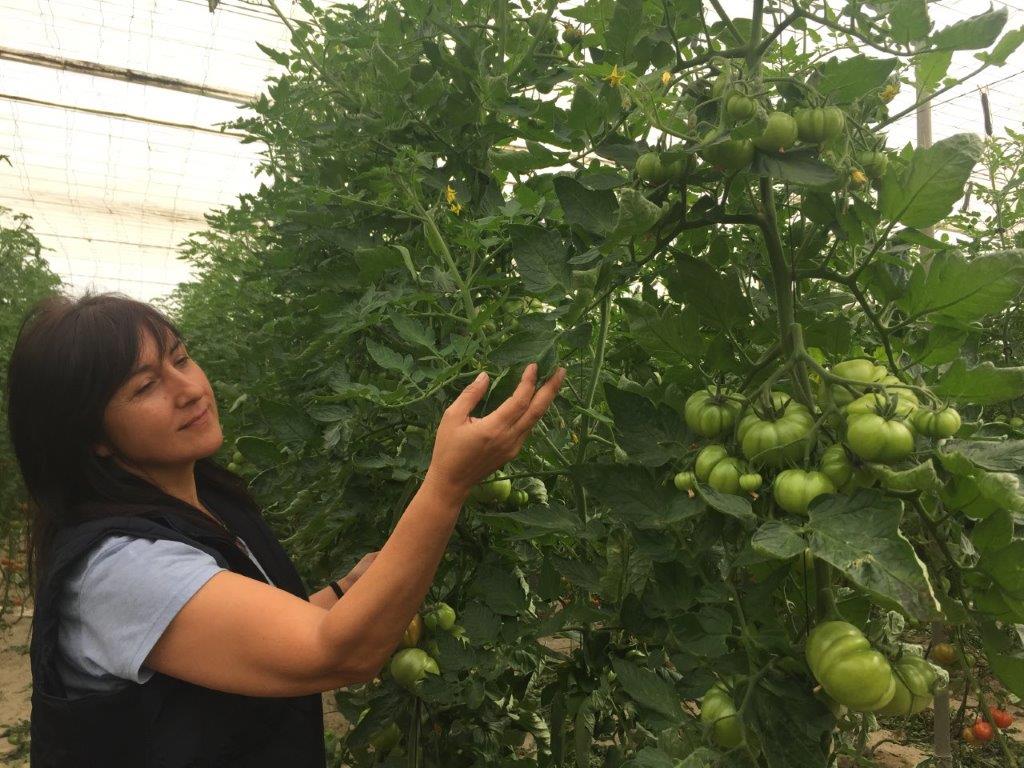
897;250;1024;324
930;7;1007;51
510;225;571;292
553;176;618;236
752;521;807;560
981;621;1024;700
753;148;840;186
603;386;685;467
813;55;898;103
879;133;983;228
975;26;1024;65
695;483;756;525
933;361;1024;404
610;657;684;724
807;489;942;621
889;0;931;45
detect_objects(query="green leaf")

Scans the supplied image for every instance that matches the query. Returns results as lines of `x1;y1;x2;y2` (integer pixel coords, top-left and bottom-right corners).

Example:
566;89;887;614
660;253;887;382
937;445;1024;515
930;7;1007;51
814;55;898;103
579;465;701;528
365;338;411;374
941;439;1024;472
976;26;1024;65
879;133;983;228
554;176;618;236
981;621;1024;700
603;385;684;467
695;483;755;524
890;0;931;45
607;188;664;241
663;254;752;331
933;361;1024;404
489;141;569;173
752;521;807;560
869;460;942;494
568;85;605;134
390;314;436;350
914;51;952;95
897;250;1024;323
619;298;705;362
807;489;941;621
979;541;1024;597
610;657;683;723
754;148;840;185
894;227;950;251
235;435;282;465
621;747;676;768
604;0;646;59
510;225;571;293
467;563;527;615
489;330;558;369
481;502;584;540
256;42;291;66
972;508;1013;553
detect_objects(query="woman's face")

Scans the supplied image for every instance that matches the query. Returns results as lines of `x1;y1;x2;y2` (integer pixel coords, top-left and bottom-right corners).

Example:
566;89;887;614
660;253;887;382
95;326;223;471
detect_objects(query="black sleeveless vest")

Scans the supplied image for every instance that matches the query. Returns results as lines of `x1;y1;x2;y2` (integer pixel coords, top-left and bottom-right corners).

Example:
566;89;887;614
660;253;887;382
29;480;327;768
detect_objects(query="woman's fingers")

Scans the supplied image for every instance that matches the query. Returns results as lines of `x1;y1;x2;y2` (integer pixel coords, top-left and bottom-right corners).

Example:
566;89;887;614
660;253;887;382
488;363;539;426
512;367;567;435
445;372;491;421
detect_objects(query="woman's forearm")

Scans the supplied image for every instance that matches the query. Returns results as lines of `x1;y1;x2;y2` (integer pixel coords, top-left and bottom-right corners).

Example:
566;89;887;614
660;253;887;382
308;586;338;610
316;470;467;676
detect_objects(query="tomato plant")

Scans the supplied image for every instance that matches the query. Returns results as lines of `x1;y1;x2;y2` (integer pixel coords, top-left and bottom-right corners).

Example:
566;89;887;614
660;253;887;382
145;0;1024;764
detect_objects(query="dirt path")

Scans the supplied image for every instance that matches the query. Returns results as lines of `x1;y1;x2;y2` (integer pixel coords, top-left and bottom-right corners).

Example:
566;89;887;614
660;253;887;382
0;612;31;766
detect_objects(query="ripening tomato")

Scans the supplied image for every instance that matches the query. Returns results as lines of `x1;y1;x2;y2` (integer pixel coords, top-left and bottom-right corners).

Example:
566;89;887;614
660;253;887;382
700;134;755;171
846;413;915;463
962;725;980;745
820;443;854;489
805;621;896;712
795;106;845;144
773;469;836;515
857;150;889;179
401;613;424;648
989;706;1014;729
701;682;743;748
929;642;957;667
913;407;962;439
752;112;798;153
738;393;814;466
424;603;457;632
685;388;742;438
695;444;730;482
390;648;440;691
725;93;756;122
972;719;994;742
875;655;938;716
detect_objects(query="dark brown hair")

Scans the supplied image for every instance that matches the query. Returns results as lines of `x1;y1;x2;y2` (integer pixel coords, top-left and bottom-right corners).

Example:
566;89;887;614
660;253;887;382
4;291;258;591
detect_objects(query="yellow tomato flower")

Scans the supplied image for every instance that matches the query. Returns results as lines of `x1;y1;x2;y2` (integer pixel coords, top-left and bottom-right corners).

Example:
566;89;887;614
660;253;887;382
881;84;899;103
605;64;624;88
449;202;463;215
661;70;671;87
445;185;458;203
850;169;868;186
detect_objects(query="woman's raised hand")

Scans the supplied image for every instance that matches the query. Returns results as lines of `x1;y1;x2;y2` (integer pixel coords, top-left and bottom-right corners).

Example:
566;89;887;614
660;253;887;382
426;364;567;497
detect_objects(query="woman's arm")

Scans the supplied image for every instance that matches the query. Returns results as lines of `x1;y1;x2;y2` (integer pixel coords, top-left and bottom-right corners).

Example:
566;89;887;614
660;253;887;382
309;552;379;609
144;364;565;697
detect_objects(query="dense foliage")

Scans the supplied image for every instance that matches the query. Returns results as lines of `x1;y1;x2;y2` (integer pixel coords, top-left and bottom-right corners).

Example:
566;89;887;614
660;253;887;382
5;0;1024;765
0;200;60;619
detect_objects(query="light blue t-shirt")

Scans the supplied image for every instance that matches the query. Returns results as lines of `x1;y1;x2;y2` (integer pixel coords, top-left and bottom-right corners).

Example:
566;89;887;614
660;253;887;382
56;533;272;700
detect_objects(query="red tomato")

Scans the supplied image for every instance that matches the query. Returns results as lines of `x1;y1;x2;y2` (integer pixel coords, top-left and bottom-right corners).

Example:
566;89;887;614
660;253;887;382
962;726;979;746
989;706;1014;729
972;719;994;742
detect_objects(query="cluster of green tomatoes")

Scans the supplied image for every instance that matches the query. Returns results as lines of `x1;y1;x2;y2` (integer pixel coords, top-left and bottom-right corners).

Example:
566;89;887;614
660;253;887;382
467;472;530;508
700;620;943;752
674;358;961;516
634;64;889;186
388;602;462;693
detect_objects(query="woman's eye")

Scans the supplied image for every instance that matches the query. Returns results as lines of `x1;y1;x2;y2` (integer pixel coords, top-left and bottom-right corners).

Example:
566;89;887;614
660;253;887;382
176;356;189;366
139;381;154;393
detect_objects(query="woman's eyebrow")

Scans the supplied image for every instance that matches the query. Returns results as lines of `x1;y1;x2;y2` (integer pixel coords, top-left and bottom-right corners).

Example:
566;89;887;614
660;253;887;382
130;338;183;377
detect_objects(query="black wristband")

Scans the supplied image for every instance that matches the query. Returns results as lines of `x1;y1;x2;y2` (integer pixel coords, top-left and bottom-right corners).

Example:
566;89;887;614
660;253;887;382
329;580;345;599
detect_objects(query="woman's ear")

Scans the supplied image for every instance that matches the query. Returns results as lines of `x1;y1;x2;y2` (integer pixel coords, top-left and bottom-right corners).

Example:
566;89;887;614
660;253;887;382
92;443;112;458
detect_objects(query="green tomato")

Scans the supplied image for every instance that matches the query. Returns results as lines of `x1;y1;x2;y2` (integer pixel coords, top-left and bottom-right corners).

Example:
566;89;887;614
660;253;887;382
794;106;845;144
913;407;962;439
700;136;755;171
635;152;667;184
857;150;889;179
846;413;915;463
424;603;457;632
878;375;920;408
707;457;747;495
562;25;583;46
711;66;736;98
725;93;756;122
739;473;762;492
232;450;245;464
227;462;240;473
685;388;742;438
738;393;814;467
695;444;729;482
390;648;440;692
875;655;938;716
752;111;798;153
845;392;916;420
1011;416;1024;429
674;470;696;491
819;443;853;488
772;469;836;515
508;489;530;507
369;722;401;753
820;359;889;408
805;621;896;712
664;153;696;183
468;474;512;504
700;683;743;748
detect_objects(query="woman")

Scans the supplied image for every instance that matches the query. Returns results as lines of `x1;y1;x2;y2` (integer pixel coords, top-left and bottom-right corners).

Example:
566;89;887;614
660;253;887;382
5;292;565;767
